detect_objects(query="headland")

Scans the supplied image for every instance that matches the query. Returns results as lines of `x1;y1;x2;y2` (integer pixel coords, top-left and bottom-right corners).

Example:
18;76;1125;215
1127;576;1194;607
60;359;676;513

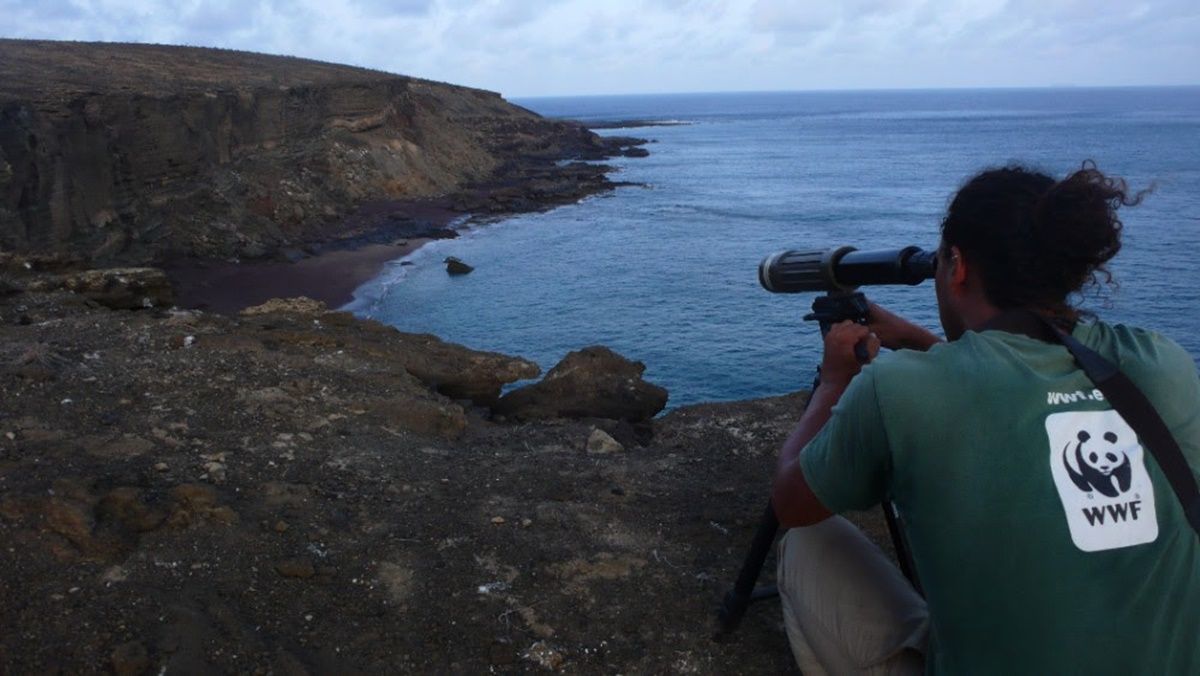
0;40;892;673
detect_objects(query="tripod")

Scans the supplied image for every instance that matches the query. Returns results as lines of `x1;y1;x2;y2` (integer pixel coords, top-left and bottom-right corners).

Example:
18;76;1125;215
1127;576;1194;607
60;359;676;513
713;290;921;640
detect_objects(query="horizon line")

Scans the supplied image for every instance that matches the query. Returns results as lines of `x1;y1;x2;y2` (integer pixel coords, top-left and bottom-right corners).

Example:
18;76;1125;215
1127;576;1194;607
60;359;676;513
509;83;1200;100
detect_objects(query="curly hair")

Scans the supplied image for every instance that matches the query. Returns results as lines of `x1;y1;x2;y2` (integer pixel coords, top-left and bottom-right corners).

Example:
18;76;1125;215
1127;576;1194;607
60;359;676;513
940;161;1147;317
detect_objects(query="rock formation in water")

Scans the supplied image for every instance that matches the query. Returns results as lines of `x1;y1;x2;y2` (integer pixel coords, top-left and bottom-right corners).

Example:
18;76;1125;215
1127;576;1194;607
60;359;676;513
0;40;642;265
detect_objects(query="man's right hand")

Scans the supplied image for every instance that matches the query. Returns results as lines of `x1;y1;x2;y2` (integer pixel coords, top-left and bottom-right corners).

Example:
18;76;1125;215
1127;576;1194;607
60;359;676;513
868;303;942;352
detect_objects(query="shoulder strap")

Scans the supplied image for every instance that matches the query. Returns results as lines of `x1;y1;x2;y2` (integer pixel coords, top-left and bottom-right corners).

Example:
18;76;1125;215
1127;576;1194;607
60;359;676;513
1029;313;1200;537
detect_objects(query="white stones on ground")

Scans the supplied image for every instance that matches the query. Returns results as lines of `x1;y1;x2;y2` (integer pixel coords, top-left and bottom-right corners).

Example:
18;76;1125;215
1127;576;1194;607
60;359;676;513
586;428;623;455
272;432;299;460
200;451;228;483
523;641;565;670
477;581;510;595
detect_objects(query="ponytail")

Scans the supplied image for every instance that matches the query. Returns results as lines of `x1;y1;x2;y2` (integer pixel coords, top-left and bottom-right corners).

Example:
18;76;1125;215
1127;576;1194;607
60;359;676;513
941;161;1148;317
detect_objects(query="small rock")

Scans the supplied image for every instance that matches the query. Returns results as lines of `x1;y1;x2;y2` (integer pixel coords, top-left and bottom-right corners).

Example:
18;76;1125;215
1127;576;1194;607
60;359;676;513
444;256;474;275
274;520;290;533
203;462;226;483
153;462;169;472
490;516;506;525
586;429;624;455
521;518;533;528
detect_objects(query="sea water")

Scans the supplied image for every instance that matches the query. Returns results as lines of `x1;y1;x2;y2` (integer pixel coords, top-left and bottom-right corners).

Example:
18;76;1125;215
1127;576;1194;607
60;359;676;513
348;88;1200;407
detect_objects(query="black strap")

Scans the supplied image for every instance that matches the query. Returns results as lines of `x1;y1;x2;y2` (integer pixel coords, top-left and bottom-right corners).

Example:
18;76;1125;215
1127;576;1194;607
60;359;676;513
1022;313;1200;537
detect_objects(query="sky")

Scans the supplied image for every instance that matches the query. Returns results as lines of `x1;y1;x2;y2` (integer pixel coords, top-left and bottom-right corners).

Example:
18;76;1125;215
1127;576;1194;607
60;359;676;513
2;0;1198;97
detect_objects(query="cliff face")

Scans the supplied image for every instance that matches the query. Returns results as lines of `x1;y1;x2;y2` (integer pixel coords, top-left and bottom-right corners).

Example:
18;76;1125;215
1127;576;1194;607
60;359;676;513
0;40;614;264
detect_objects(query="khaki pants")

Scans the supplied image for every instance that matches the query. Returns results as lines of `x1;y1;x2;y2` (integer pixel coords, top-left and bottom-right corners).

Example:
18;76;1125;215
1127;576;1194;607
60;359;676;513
777;516;930;675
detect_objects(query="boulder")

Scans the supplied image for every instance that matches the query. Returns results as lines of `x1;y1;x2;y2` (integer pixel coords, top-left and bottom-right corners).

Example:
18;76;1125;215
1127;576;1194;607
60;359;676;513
586;428;624;455
445;256;474;275
383;330;540;406
57;268;173;309
493;346;668;422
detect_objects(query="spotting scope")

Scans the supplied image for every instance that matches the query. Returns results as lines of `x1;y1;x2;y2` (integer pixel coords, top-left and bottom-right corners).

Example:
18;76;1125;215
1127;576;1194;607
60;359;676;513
758;245;936;293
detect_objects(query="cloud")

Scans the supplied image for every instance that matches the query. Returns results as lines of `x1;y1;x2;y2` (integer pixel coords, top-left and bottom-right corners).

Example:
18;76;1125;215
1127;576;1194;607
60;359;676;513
0;0;1196;95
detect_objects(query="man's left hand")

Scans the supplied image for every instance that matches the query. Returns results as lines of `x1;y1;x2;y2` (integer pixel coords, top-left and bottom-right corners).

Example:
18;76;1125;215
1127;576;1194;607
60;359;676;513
821;321;880;386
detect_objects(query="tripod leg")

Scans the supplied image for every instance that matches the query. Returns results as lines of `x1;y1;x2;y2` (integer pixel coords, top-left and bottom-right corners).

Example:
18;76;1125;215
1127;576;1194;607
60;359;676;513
714;501;780;640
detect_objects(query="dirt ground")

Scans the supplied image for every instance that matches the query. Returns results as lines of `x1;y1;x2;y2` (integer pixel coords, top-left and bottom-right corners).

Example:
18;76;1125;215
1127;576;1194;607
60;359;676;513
0;282;895;674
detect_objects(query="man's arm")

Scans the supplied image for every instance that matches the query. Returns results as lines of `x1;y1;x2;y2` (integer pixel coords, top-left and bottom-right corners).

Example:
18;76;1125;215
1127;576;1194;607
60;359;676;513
868;302;942;351
772;321;879;528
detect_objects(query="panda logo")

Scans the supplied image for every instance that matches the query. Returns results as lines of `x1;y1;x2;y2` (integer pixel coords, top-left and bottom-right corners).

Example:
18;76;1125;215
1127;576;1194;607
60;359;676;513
1046;410;1157;551
1063;429;1131;498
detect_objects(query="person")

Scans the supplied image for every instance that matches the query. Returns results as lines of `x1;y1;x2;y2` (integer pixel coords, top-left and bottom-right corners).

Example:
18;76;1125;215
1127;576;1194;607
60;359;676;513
770;163;1200;674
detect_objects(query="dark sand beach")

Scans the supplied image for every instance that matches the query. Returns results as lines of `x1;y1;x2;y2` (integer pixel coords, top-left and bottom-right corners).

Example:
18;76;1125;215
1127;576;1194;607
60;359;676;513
167;239;431;314
165;198;469;313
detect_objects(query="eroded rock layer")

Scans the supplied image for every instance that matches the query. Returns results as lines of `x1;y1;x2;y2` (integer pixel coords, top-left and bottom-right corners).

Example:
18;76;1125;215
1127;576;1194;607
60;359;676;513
0;40;629;264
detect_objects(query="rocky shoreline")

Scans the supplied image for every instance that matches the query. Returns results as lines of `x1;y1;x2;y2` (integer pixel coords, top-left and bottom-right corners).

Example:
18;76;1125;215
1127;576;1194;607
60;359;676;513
163;133;648;314
0;40;897;673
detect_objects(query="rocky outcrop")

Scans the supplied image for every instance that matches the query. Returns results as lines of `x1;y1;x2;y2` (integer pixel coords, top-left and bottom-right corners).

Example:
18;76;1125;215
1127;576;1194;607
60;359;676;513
238;295;538;407
0;40;645;265
29;267;174;309
494;346;669;422
444;256;474;275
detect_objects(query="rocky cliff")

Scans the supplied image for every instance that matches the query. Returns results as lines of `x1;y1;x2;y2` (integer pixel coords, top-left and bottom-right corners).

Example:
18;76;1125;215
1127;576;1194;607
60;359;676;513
0;40;637;265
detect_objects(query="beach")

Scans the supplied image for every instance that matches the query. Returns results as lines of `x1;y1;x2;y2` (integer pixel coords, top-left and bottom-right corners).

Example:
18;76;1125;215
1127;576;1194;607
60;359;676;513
166;240;428;314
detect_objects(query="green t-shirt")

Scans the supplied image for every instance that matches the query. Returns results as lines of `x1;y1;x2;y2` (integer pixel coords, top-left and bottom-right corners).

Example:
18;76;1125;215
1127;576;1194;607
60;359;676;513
800;321;1200;674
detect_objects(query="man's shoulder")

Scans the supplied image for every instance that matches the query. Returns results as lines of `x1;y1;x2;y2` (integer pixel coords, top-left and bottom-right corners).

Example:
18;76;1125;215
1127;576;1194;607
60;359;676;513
1080;320;1195;373
868;337;975;378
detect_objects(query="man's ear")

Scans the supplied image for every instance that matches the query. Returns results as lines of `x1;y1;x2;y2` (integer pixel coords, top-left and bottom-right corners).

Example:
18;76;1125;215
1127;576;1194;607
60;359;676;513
948;245;968;287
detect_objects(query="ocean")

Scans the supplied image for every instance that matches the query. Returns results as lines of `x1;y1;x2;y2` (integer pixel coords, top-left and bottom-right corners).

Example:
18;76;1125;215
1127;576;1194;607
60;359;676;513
347;88;1200;408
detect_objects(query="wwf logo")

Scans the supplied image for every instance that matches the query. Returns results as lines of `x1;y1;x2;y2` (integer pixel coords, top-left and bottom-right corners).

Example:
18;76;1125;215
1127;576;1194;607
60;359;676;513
1062;430;1132;498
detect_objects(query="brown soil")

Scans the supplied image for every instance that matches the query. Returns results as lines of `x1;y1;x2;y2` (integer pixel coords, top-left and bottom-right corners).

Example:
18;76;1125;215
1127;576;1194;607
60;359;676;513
0;282;892;674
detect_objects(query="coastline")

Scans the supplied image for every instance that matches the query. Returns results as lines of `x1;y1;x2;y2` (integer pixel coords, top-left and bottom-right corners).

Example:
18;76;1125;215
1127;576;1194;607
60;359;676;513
167;140;648;315
166;239;432;314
